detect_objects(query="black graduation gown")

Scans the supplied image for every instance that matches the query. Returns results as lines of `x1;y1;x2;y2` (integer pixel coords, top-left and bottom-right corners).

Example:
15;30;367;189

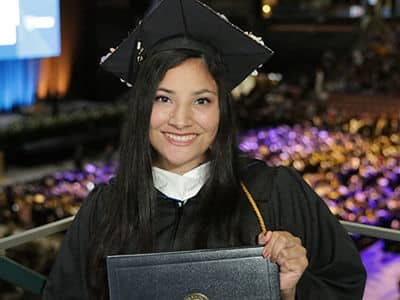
42;159;366;299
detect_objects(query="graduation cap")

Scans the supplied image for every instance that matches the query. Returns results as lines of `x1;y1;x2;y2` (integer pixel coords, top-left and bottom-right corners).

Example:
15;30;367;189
100;0;274;91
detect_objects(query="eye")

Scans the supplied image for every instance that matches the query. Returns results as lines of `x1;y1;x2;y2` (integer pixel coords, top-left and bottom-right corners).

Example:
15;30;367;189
155;95;171;103
194;97;211;105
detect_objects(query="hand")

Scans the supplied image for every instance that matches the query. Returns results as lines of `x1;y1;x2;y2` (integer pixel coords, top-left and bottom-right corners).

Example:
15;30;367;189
258;231;308;299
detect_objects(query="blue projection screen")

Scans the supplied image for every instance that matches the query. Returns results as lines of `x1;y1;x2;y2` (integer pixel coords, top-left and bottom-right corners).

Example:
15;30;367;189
0;0;60;60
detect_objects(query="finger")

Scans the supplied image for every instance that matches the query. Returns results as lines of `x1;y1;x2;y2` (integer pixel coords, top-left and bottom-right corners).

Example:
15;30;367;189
262;231;281;258
268;232;300;262
258;231;272;245
276;245;307;266
263;231;299;258
269;234;292;263
278;256;309;274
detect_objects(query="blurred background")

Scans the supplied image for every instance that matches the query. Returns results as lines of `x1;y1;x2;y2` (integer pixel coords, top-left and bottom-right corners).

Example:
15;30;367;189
0;0;400;299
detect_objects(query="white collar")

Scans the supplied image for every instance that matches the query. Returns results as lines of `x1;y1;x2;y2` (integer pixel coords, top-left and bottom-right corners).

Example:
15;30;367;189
152;162;211;203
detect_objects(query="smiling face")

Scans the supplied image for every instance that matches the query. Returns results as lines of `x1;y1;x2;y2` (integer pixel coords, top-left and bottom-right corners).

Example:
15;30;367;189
149;58;220;175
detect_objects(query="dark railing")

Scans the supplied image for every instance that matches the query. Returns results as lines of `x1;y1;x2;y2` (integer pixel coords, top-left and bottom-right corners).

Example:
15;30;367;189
0;217;399;295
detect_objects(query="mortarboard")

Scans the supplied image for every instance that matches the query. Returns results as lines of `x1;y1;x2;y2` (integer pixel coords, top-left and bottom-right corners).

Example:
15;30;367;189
100;0;274;91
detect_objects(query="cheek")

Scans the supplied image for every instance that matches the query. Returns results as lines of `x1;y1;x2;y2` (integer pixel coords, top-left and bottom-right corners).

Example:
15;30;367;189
150;106;167;129
149;112;162;151
198;110;220;135
149;108;165;150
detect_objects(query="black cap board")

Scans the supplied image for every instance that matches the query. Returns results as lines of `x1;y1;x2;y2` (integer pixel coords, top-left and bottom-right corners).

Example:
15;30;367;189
100;0;274;91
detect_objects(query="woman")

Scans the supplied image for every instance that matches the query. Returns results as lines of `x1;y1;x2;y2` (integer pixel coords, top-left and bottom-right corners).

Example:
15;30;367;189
43;0;366;299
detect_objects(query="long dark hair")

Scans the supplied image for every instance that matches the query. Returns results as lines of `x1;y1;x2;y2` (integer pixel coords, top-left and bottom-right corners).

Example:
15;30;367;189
87;48;241;299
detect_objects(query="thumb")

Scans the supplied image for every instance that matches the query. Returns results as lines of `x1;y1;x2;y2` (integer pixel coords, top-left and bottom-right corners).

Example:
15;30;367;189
257;231;272;245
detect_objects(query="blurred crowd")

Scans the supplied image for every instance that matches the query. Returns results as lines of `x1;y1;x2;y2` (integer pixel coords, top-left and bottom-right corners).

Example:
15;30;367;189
240;118;400;231
319;22;400;95
232;21;400;129
0;162;117;235
0;162;117;299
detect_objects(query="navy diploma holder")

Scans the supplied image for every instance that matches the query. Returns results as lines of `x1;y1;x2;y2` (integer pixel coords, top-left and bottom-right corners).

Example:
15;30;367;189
107;246;280;300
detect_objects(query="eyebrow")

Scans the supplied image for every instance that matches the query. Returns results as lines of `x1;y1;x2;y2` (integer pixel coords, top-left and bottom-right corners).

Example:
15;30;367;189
156;87;217;96
193;89;217;96
156;88;175;94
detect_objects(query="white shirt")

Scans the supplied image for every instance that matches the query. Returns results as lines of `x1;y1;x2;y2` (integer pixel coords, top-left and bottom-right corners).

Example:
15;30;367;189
152;162;211;204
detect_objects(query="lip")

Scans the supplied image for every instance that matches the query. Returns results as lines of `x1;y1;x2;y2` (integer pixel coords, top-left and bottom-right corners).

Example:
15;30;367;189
162;131;198;146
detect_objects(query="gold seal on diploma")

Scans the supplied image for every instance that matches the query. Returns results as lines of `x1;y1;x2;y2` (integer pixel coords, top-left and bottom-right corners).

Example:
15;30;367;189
183;292;209;300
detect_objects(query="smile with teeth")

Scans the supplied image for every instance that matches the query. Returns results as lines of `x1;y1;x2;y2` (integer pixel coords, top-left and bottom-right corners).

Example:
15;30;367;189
163;132;197;143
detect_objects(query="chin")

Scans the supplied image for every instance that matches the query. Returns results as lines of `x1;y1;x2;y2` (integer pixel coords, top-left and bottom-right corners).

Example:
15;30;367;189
162;156;203;172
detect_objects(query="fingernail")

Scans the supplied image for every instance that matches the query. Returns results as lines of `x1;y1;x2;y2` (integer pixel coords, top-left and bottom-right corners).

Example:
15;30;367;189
258;233;266;244
266;231;272;240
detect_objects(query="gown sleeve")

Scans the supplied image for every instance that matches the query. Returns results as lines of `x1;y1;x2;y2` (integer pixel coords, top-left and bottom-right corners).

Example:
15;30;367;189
42;184;105;300
270;166;366;300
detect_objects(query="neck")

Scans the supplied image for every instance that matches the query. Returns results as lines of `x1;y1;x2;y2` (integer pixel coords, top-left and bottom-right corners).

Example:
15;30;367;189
153;157;207;175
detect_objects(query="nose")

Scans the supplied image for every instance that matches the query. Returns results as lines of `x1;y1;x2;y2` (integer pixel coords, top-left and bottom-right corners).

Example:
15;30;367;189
168;104;193;129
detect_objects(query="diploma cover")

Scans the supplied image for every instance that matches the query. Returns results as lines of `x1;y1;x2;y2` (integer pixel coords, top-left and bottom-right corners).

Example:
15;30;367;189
107;246;280;300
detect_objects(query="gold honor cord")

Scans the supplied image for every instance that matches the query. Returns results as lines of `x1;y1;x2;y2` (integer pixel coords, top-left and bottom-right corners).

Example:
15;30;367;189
240;181;267;234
